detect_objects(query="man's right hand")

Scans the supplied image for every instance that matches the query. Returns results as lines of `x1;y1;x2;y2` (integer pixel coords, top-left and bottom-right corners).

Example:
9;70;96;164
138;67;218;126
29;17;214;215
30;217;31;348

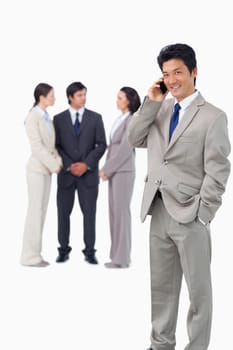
148;78;168;101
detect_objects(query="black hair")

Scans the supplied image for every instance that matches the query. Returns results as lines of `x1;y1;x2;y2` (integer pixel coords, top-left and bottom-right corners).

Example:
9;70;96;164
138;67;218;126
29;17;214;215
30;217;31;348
66;82;87;104
120;86;141;114
33;83;53;107
157;43;197;84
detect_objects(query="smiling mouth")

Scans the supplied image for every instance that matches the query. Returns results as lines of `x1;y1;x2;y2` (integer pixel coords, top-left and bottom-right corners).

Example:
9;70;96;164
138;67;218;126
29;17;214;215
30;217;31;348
171;84;180;90
169;85;180;93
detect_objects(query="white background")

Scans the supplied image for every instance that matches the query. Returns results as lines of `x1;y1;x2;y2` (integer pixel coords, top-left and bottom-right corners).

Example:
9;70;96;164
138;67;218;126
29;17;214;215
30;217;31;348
0;1;232;349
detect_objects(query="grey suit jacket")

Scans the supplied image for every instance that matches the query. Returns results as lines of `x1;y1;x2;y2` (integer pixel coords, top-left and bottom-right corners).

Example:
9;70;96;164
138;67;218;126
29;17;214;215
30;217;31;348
25;108;62;175
128;93;231;224
102;115;135;178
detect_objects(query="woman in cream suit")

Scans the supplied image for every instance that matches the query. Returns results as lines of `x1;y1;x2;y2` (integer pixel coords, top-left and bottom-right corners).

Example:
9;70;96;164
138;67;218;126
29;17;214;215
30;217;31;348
20;83;62;267
99;87;141;268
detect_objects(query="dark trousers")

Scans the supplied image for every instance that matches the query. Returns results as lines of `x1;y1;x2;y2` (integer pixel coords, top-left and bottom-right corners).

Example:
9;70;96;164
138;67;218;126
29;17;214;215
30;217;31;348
57;177;98;255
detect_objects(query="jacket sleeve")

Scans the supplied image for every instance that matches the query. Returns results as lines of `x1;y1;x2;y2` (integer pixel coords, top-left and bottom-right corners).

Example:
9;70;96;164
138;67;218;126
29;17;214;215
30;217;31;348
83;115;107;169
25;113;61;173
53;116;73;170
198;112;231;223
102;120;134;178
128;97;162;148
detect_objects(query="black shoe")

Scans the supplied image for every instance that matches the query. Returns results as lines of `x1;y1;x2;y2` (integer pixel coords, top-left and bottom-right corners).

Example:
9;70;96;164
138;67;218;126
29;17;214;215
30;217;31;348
56;247;71;263
84;254;98;264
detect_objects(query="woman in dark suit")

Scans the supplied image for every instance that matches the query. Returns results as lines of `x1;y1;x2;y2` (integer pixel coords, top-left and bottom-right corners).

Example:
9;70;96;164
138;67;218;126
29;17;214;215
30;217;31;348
99;87;141;268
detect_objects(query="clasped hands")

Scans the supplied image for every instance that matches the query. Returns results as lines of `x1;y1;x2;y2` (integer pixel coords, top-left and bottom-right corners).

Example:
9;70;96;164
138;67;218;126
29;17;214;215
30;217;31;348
70;162;88;177
68;163;108;179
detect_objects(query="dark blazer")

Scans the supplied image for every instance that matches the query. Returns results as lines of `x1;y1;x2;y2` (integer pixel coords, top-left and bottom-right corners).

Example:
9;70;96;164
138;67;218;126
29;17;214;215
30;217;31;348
54;108;107;188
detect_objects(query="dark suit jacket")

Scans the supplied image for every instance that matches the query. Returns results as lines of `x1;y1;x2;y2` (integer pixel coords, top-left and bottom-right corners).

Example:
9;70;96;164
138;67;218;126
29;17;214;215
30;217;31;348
54;108;107;188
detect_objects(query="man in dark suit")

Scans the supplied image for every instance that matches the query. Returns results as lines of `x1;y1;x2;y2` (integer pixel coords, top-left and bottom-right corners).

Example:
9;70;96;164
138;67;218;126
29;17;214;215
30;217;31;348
53;82;107;264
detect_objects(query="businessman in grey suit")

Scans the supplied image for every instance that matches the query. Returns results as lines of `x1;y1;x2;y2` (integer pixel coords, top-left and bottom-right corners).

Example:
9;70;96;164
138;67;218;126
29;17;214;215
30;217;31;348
128;44;231;350
54;82;106;264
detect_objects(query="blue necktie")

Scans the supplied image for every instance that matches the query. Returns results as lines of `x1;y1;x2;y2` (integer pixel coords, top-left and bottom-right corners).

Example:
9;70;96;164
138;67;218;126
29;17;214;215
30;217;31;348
169;103;181;141
74;112;80;135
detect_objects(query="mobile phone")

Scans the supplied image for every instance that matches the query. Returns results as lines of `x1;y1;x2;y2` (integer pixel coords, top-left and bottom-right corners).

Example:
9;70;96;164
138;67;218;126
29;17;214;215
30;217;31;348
159;81;167;94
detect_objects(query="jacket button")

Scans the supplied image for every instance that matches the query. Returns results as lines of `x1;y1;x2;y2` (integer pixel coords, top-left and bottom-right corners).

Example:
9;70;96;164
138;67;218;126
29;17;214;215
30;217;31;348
164;160;168;165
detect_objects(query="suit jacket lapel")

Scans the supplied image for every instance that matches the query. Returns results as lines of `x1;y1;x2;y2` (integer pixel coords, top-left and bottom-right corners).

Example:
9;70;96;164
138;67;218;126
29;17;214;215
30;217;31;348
38;113;53;147
64;110;76;136
110;115;129;144
63;109;91;137
165;94;204;152
161;102;174;148
79;109;90;135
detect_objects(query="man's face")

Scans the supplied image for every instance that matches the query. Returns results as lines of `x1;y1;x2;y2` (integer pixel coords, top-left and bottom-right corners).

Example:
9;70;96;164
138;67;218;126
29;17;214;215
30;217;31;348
162;58;197;101
69;89;87;109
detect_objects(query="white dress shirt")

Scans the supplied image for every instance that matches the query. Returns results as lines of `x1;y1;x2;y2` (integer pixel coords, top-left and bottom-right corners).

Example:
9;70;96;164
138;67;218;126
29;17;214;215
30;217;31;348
69;106;85;124
174;90;199;123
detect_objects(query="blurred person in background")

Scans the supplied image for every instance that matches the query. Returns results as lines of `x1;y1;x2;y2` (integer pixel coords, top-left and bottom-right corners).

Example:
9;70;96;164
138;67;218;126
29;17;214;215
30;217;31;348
21;83;62;267
99;86;141;268
54;82;106;265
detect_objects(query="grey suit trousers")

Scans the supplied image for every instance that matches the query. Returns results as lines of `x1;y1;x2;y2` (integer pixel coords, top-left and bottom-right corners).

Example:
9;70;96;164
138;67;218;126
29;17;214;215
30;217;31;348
149;195;212;350
108;171;135;265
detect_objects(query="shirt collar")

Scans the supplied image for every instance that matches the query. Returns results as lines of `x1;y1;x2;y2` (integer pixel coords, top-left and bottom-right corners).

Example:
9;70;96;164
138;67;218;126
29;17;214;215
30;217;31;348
175;90;199;111
119;111;130;121
69;106;85;117
35;105;46;117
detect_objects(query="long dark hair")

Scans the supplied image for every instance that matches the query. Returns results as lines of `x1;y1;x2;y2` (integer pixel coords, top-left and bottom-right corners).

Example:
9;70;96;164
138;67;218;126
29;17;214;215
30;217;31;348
120;87;141;114
33;83;53;107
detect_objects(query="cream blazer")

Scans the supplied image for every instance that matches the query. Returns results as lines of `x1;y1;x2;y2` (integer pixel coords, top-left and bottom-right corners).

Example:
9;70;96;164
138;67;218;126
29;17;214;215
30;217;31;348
25;108;62;174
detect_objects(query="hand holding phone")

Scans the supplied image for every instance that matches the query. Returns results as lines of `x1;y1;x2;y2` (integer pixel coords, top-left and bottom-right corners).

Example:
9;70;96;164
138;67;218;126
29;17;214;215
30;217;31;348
159;81;168;94
148;79;168;101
